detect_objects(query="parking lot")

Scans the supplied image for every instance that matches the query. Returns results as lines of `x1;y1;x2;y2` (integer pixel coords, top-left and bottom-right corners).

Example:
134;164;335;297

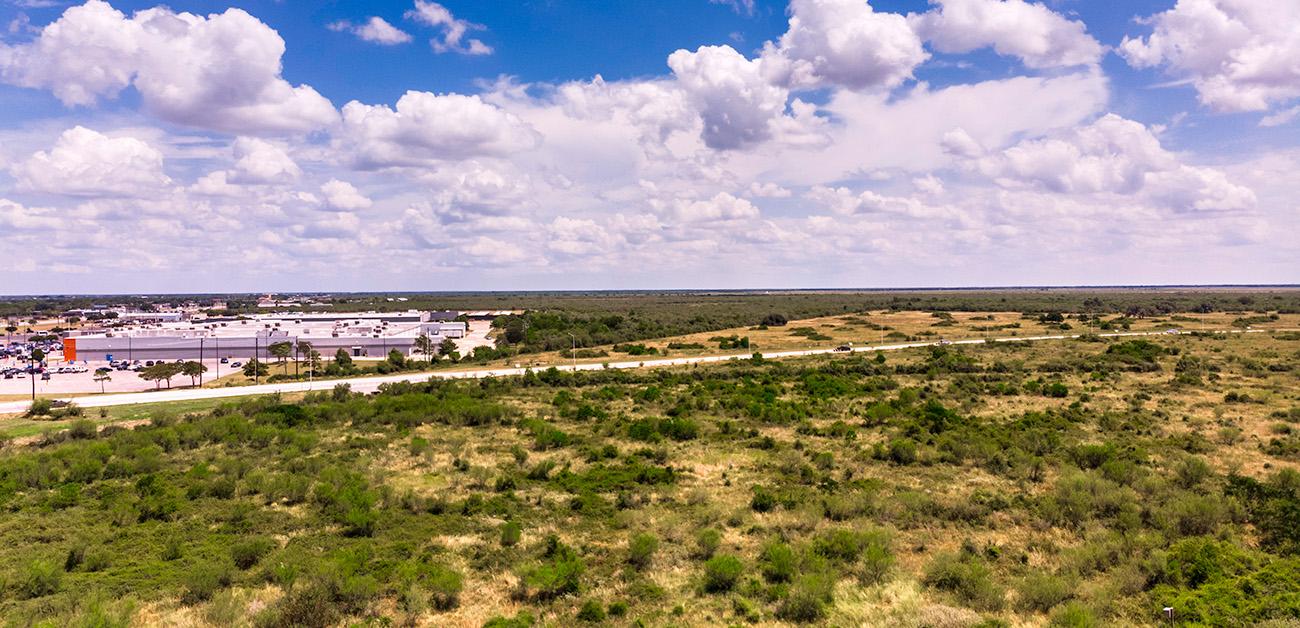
0;356;234;397
0;320;496;398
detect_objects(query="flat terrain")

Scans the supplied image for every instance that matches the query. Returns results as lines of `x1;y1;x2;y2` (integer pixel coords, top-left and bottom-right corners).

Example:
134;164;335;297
0;309;1296;626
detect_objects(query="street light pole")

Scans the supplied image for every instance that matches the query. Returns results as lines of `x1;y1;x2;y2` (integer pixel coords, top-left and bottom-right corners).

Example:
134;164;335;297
567;333;576;372
199;338;204;387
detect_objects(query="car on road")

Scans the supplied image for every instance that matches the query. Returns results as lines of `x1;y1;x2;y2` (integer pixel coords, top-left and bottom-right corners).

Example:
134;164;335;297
220;357;229;364
230;361;243;368
833;343;853;352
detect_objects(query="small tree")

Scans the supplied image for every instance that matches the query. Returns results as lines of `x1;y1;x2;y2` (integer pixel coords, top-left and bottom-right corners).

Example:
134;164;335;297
93;368;112;393
438;338;460;362
242;359;269;378
334;348;354;371
141;363;181;389
386;349;407;370
180;361;208;386
268;342;292;375
414;334;434;362
294;341;313;378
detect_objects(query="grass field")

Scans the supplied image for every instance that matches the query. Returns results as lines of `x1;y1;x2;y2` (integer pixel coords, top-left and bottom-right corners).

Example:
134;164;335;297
0;316;1296;626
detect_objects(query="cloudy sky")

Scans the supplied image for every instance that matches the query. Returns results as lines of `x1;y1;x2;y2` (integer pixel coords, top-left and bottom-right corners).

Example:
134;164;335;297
0;0;1296;294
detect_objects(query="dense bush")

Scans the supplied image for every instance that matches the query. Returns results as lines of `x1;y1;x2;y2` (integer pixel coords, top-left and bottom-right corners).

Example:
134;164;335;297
628;533;659;570
923;552;1004;611
703;555;744;592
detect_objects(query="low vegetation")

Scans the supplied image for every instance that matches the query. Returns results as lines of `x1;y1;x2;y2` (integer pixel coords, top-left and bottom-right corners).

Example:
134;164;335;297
0;305;1297;626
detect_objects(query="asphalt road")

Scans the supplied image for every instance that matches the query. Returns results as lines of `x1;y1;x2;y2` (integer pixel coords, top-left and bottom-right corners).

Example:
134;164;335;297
0;328;1274;416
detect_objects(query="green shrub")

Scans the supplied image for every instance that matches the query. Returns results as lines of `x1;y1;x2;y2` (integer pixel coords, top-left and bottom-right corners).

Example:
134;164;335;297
1016;571;1073;612
860;533;895;585
628;533;659;569
262;584;340;628
161;536;183;561
695;528;722;560
64;546;85;572
1048;601;1099;627
182;561;233;605
501;520;523;547
1175;456;1212;489
703;554;744;592
230;536;275;570
751;485;777;512
483;611;536;628
25;398;54;417
776;572;834;623
888;439;918;465
576;598;606;622
313;468;378;537
813;528;888;564
426;564;463;611
658;416;699;441
923;552;1004;611
760;540;797;583
17;559;62;598
83;548;111;572
524;537;585;600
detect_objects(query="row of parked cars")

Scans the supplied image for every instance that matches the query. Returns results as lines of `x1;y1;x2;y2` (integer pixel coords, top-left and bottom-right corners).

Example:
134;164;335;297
1;366;39;379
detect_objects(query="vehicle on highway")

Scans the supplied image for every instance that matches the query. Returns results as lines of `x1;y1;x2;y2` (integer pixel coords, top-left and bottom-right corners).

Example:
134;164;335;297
833;343;853;352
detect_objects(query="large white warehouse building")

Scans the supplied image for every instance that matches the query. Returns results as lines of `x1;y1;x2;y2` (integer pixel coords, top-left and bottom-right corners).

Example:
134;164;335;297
64;311;468;362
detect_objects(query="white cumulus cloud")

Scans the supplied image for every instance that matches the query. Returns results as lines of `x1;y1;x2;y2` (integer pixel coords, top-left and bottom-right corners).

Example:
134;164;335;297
321;179;373;211
0;0;338;134
668;45;790;150
329;17;412;45
230;137;301;184
760;0;928;91
976;113;1256;211
1120;0;1300;113
910;0;1104;69
405;0;492;55
11;126;171;197
340;91;539;168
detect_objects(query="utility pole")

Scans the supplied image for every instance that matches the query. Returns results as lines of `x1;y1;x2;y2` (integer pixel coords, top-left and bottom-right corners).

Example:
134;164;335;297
254;334;260;385
30;348;43;401
567;332;576;372
199;338;204;387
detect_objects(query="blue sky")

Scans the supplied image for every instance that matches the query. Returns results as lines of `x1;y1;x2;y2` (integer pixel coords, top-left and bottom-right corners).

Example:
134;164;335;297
0;0;1296;293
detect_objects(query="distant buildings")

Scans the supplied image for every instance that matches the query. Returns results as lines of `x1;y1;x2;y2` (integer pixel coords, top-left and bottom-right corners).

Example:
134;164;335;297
63;310;467;362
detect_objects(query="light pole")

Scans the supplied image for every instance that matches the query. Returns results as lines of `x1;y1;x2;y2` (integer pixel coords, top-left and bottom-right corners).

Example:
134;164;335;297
567;333;576;372
198;338;205;387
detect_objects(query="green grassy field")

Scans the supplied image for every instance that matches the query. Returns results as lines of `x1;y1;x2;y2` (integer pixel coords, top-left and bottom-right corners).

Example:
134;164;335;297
0;319;1296;626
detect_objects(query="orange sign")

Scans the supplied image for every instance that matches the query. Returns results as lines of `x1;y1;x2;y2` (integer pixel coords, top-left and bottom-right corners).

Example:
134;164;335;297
63;338;77;362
